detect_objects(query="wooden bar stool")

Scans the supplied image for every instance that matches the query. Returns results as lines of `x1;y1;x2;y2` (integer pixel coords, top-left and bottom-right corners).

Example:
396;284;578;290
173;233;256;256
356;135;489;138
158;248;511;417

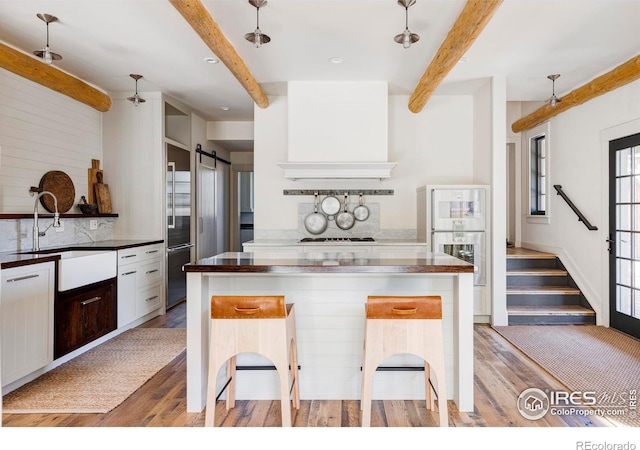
204;295;300;427
360;295;448;427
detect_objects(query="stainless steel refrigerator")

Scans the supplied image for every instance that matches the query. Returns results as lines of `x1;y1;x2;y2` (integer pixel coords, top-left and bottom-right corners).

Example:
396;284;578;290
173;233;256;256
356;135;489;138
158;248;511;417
166;143;193;309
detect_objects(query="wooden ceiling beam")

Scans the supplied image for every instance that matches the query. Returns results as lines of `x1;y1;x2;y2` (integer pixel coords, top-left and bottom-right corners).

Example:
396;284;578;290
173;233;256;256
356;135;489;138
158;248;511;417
408;0;503;114
0;42;111;112
511;54;640;133
169;0;269;109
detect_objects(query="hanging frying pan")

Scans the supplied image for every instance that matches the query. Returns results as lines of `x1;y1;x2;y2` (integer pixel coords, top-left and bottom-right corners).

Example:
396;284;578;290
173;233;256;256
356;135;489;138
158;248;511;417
304;192;328;235
353;193;370;221
321;193;341;217
336;193;355;230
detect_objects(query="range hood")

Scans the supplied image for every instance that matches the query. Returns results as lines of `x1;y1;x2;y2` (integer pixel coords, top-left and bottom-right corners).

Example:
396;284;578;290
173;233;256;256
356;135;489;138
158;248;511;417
277;162;397;180
279;81;397;180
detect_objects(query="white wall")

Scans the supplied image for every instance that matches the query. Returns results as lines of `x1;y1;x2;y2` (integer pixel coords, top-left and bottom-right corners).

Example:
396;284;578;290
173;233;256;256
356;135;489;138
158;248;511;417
253;93;476;236
473;80;492;185
0;68;113;252
519;79;640;324
0;69;102;213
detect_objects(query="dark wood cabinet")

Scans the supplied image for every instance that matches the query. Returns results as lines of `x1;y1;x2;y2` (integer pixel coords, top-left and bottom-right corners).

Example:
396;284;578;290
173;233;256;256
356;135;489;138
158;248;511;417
55;278;117;359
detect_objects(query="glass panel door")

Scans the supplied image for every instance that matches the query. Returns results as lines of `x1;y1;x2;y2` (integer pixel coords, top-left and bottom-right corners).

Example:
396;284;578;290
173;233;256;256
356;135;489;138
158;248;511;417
609;132;640;339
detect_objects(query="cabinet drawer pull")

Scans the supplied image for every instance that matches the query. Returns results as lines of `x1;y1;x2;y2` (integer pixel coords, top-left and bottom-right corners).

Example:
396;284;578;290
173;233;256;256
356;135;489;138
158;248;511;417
145;250;159;254
122;271;137;276
121;254;136;259
146;269;159;275
6;274;40;283
146;295;159;302
81;296;102;306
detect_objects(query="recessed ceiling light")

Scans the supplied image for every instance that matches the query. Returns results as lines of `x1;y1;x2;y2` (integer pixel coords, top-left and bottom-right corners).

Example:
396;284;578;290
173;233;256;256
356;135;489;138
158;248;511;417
220;106;231;111
329;57;344;64
204;57;220;64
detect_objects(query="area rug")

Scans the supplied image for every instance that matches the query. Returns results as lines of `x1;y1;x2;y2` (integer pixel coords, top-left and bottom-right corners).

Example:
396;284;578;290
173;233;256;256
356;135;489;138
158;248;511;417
2;328;186;414
493;325;640;427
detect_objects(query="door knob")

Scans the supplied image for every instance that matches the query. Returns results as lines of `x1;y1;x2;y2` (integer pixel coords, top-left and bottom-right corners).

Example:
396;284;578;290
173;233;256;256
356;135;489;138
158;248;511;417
606;238;615;253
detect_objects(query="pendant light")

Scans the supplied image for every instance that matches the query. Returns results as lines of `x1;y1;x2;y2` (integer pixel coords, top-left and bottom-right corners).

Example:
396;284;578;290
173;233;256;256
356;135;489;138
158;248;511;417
547;74;562;107
126;74;146;106
33;13;63;64
394;0;419;49
245;0;270;48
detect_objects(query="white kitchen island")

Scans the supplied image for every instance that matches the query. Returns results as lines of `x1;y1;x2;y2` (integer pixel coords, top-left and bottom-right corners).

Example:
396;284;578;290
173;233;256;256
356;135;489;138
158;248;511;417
184;251;475;413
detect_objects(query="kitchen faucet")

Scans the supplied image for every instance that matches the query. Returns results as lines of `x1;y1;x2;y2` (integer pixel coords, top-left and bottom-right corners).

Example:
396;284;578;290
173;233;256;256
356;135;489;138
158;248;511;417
33;191;61;251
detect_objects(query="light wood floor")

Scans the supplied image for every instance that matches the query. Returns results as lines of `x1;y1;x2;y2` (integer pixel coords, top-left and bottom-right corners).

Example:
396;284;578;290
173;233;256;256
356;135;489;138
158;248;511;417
1;302;615;427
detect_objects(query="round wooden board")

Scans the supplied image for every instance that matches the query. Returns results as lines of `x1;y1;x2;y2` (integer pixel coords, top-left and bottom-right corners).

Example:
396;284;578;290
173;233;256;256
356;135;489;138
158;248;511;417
38;171;76;213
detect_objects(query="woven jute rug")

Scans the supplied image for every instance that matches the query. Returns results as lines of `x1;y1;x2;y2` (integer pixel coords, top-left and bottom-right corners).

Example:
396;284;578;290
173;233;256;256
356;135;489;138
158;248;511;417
493;325;640;427
2;328;186;414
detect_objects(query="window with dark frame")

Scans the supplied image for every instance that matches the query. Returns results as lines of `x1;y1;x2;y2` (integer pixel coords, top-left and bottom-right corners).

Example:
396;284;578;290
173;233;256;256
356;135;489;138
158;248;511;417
530;135;547;215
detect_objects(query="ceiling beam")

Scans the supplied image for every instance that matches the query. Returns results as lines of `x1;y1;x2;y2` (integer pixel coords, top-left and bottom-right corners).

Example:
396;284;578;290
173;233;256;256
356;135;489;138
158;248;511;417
169;0;269;109
408;0;503;114
0;42;111;112
512;54;640;133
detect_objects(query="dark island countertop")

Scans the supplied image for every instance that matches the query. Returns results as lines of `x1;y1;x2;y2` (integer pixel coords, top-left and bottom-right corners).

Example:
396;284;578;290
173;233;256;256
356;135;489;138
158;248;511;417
0;239;164;269
183;251;474;274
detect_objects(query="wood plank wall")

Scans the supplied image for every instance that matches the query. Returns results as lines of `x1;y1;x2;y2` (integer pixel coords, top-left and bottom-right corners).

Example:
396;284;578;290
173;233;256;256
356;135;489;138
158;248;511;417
0;69;102;212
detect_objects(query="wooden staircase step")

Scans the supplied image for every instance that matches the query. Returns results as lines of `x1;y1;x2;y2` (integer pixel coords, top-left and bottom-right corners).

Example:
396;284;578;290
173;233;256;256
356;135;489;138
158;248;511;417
507;268;567;276
507;305;595;316
506;248;556;259
507;286;580;295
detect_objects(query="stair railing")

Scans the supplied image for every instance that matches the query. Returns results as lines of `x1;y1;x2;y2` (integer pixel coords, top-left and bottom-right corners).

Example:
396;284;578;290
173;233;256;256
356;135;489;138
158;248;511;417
553;185;598;230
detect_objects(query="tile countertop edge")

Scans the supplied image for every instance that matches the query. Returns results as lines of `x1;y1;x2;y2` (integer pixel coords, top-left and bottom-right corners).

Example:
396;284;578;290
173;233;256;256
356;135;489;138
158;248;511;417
0;239;164;269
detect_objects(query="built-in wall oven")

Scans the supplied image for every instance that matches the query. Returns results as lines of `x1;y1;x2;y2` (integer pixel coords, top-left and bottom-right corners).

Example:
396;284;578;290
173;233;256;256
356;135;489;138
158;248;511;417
429;186;488;286
431;230;486;285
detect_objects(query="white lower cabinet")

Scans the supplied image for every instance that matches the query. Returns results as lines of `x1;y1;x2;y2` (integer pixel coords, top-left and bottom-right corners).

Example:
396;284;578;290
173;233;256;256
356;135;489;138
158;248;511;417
117;243;165;328
1;262;55;387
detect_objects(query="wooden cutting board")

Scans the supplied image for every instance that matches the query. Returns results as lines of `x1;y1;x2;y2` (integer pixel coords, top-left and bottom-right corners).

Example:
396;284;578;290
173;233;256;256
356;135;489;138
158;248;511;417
38;170;75;213
94;171;112;214
87;159;103;204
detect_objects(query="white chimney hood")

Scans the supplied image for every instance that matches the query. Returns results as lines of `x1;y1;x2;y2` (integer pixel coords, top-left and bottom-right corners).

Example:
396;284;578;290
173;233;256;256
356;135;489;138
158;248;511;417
279;81;397;180
277;161;397;180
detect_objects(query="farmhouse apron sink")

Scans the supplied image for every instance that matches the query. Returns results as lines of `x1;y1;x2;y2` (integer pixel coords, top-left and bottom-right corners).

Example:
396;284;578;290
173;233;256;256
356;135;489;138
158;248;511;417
17;249;117;291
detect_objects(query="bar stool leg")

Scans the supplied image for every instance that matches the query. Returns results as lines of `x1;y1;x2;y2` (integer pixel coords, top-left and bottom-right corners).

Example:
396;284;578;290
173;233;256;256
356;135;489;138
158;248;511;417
360;318;368;412
432;358;448;427
274;357;293;427
361;323;383;427
226;355;236;409
424;362;434;411
289;338;300;409
205;350;228;427
361;362;377;427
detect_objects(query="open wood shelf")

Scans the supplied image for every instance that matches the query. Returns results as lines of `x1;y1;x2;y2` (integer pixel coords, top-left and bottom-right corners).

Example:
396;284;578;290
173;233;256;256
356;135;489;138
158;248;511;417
0;213;119;219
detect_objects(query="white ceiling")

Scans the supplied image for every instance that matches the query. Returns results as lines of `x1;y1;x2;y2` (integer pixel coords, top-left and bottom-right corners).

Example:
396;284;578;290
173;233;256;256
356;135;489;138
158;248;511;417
1;0;639;126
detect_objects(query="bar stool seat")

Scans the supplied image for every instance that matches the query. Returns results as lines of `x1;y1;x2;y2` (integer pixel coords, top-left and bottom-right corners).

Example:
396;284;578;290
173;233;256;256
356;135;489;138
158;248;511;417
360;295;448;427
205;295;300;427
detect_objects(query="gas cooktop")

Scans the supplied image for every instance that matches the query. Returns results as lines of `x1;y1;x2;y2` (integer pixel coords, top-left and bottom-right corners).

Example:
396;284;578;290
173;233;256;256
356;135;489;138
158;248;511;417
299;237;375;243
